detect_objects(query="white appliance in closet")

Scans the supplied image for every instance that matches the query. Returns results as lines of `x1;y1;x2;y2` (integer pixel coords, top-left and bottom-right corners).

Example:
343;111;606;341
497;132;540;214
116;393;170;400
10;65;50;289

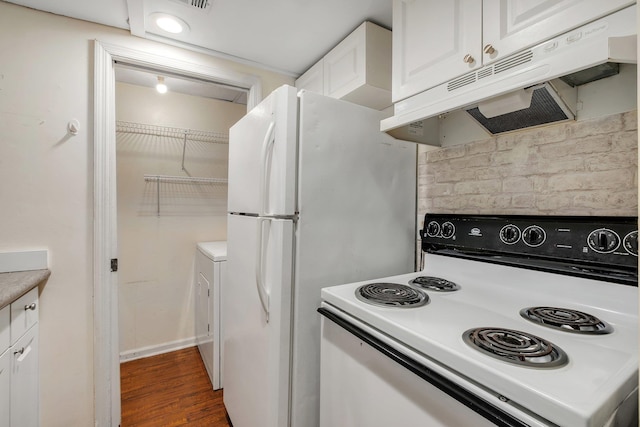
195;241;227;390
224;85;417;427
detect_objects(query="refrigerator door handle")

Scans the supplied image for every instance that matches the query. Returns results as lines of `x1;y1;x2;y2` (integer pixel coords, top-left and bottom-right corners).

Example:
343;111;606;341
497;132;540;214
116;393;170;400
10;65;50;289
258;121;276;217
255;217;271;322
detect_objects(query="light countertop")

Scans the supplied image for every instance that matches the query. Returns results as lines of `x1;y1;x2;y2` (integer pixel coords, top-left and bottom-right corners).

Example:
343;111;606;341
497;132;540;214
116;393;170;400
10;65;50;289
0;269;50;309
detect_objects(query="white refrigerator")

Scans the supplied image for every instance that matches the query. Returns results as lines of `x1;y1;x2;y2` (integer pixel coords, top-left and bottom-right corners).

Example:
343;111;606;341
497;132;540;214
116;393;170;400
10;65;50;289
224;85;416;427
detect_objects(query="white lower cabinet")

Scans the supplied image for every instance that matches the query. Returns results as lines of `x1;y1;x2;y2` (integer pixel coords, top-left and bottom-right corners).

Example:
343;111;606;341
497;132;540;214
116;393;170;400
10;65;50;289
0;349;10;427
0;287;39;427
10;324;38;427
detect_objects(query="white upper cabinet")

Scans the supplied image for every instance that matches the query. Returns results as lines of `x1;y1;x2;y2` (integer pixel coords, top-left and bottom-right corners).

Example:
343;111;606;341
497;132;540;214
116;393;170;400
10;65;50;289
324;22;392;109
296;21;392;110
392;0;635;103
482;0;635;65
392;0;482;102
295;60;324;95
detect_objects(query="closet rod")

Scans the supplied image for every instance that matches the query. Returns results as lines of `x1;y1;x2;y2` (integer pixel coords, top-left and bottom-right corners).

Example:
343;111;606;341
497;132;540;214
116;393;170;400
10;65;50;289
116;120;229;144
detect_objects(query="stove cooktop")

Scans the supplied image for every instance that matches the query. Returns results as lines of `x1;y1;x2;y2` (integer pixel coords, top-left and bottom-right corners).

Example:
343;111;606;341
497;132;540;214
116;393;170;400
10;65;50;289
321;253;638;427
322;214;638;426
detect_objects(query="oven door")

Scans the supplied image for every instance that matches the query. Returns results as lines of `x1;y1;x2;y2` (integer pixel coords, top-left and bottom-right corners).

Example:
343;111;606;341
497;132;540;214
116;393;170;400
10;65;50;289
318;303;551;427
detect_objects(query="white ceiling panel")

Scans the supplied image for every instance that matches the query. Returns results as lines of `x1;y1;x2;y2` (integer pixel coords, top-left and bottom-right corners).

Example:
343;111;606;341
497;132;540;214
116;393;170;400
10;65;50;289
6;0;130;30
6;0;392;76
115;65;248;104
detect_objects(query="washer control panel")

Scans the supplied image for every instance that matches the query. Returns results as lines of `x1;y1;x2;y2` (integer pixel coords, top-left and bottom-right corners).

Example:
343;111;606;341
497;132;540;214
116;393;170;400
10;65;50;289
421;214;638;273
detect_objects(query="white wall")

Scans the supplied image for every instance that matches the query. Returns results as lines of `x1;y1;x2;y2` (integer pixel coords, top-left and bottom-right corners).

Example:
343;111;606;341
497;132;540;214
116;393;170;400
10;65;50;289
0;3;293;426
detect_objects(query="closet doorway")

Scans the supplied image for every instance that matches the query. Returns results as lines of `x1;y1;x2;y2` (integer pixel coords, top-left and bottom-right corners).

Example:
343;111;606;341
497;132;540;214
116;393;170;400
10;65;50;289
94;41;262;427
114;62;244;422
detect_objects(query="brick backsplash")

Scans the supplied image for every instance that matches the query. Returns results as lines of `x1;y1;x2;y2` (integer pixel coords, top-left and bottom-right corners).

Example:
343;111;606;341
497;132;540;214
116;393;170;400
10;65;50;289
418;111;638;222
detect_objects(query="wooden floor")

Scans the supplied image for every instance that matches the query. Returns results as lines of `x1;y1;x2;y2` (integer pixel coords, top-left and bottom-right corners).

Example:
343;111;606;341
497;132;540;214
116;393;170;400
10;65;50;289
121;347;231;427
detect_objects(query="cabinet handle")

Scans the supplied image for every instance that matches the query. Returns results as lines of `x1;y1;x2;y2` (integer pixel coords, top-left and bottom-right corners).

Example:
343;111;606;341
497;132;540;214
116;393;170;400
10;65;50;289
14;347;24;356
483;44;496;55
463;54;475;64
24;303;36;311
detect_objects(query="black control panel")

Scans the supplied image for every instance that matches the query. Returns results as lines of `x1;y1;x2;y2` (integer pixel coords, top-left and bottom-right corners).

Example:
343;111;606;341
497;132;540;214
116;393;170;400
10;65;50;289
421;214;638;286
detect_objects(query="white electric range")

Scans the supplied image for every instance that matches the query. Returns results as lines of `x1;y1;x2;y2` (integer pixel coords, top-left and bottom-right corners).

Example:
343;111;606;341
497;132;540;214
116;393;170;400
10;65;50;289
319;214;638;427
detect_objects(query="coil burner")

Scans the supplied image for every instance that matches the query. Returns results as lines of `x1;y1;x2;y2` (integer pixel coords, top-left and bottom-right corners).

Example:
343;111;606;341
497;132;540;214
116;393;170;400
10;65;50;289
463;327;568;368
356;283;428;308
520;306;612;334
409;276;460;292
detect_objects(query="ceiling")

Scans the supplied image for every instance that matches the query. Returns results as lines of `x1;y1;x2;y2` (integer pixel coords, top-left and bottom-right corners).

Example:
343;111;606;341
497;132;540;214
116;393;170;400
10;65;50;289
7;0;393;77
114;64;249;104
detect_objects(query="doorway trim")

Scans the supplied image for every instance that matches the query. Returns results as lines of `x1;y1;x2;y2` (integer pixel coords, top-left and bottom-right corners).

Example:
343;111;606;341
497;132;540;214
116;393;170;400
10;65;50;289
94;39;262;426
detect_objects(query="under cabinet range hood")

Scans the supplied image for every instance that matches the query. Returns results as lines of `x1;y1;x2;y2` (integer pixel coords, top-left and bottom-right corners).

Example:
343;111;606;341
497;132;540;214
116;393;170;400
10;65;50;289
381;5;637;137
465;81;577;134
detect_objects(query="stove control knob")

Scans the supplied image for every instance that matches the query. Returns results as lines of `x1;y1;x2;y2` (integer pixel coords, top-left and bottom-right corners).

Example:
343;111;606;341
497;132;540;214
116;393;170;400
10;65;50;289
587;228;619;253
522;225;546;247
499;224;521;244
426;221;441;237
441;222;455;238
623;231;638;256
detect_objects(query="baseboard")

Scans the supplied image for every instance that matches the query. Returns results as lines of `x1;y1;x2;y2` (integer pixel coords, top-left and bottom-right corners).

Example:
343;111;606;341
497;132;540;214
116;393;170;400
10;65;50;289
119;337;198;362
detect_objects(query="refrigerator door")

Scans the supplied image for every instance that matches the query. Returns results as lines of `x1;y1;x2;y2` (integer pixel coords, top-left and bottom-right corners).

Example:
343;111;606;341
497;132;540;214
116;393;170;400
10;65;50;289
228;85;298;216
224;214;294;427
290;91;417;427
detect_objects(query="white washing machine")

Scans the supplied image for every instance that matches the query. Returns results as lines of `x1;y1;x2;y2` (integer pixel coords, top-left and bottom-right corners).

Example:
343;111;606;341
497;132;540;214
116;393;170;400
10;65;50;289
195;241;227;390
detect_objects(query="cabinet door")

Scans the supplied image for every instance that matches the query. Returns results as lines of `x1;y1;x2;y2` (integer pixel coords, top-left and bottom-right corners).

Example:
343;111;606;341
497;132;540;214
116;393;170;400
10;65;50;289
0;305;9;355
10;288;38;345
11;325;38;427
392;0;482;102
0;349;9;427
295;60;324;95
482;0;634;64
323;23;366;100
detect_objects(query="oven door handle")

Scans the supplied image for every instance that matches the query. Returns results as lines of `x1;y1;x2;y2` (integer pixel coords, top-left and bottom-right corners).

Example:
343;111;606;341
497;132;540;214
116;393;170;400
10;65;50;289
318;307;530;427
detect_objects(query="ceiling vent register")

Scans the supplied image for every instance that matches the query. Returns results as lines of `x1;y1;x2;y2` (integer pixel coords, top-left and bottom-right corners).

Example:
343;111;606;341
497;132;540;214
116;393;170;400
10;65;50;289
172;0;211;11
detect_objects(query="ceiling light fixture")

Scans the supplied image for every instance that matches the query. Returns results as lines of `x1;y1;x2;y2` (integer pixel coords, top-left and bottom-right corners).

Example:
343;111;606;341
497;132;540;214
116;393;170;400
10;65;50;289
156;76;168;94
150;13;189;34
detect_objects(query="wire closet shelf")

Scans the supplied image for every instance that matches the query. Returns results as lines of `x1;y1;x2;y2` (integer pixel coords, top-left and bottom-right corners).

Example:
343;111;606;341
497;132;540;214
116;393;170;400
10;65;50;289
115;120;229;144
116;120;229;216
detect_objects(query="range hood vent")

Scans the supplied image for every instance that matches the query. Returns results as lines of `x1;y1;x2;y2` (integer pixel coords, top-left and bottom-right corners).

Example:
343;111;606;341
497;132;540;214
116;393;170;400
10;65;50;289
465;83;575;135
381;5;636;139
446;50;536;93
